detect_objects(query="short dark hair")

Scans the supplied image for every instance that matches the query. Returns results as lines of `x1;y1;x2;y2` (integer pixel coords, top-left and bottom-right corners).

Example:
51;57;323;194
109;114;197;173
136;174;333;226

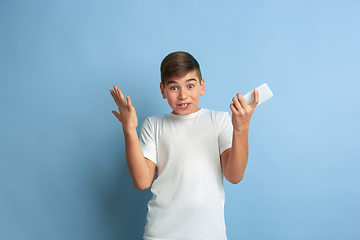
160;51;202;86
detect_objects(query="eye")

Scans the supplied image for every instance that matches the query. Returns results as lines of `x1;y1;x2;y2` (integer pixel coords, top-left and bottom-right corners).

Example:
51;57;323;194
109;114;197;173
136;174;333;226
188;84;194;89
170;86;178;90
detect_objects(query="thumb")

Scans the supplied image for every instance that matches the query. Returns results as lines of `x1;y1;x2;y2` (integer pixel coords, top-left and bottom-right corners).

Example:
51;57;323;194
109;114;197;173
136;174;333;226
112;110;122;122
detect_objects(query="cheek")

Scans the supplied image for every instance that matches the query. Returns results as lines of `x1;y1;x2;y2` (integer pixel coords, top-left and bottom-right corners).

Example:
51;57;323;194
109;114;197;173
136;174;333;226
192;90;201;98
167;93;176;103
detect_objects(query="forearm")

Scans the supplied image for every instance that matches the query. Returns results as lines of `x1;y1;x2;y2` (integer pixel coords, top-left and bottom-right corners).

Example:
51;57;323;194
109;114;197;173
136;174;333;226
123;128;153;190
224;127;249;184
225;89;258;184
110;86;153;189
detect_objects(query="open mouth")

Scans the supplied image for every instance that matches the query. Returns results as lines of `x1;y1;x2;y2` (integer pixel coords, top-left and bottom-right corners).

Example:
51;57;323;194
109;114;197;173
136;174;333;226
178;103;190;109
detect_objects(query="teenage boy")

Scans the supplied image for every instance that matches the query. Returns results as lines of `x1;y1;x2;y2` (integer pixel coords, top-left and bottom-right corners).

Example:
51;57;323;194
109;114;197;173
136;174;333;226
110;51;259;240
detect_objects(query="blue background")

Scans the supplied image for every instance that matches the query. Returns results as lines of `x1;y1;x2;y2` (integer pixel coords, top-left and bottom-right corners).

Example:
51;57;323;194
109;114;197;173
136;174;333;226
1;1;359;239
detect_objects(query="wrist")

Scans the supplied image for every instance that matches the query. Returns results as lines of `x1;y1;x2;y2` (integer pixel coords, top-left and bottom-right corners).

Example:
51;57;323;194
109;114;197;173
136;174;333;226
122;126;137;136
233;124;250;135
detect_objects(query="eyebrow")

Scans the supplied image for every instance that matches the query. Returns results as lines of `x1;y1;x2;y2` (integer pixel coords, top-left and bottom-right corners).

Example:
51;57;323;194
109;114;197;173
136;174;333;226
167;78;197;85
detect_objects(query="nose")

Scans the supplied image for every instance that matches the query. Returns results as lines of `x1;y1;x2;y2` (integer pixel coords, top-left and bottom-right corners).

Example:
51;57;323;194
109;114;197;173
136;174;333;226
178;88;188;100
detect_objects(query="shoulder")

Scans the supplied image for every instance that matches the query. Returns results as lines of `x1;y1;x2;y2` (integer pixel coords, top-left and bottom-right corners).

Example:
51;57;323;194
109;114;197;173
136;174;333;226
144;116;161;123
141;115;169;129
202;109;232;132
198;109;232;130
201;109;231;120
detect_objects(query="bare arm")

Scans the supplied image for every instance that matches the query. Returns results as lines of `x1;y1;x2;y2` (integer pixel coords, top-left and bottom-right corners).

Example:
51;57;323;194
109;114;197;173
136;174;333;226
110;85;156;190
220;90;259;184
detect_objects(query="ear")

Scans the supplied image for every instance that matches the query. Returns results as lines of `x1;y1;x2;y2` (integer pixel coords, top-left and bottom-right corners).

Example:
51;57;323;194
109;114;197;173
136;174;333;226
200;78;205;96
160;82;167;99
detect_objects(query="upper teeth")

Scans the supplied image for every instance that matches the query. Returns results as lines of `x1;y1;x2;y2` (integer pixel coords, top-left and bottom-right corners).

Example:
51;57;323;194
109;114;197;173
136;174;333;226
180;104;188;107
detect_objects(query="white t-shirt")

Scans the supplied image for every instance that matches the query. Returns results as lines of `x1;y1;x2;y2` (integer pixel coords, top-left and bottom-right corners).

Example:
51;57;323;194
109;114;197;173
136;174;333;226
140;108;233;240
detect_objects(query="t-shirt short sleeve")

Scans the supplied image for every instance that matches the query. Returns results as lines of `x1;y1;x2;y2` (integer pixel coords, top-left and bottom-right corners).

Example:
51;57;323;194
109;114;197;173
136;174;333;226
218;112;233;155
139;117;157;165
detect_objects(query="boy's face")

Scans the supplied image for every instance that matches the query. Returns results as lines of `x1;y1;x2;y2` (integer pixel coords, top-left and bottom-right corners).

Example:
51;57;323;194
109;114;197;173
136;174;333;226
160;70;205;115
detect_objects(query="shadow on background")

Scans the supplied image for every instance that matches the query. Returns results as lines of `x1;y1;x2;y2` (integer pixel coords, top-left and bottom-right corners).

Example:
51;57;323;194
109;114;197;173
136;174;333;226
116;165;152;239
94;89;156;240
86;134;153;240
98;161;152;239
